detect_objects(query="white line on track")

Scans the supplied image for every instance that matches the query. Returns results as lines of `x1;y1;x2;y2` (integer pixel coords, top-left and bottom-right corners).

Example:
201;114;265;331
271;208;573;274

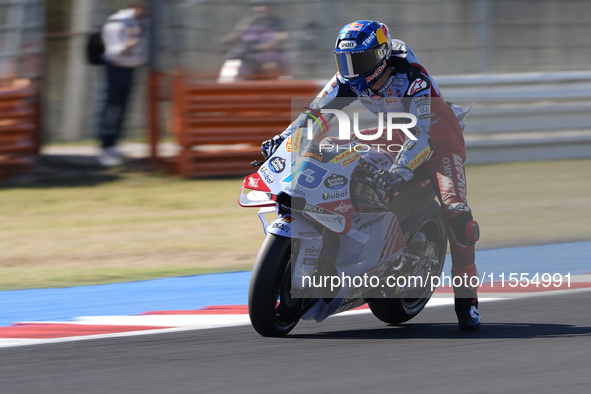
1;288;589;349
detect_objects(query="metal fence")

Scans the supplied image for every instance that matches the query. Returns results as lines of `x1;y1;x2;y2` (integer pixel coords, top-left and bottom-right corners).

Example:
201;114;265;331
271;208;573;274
25;0;591;143
0;0;44;82
153;0;591;77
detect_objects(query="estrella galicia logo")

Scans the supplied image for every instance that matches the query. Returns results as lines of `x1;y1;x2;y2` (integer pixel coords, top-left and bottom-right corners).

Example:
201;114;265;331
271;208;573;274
269;157;286;173
324;174;348;190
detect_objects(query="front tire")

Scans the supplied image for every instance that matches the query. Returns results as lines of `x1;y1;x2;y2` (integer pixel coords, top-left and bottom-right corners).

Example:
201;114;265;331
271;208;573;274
368;212;447;325
248;233;303;337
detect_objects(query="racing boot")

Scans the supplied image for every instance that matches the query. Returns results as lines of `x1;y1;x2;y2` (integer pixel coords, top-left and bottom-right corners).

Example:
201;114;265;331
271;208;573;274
455;297;481;331
452;264;481;330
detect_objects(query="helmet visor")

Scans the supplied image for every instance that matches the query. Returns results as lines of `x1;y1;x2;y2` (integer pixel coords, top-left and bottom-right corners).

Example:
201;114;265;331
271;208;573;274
334;46;387;78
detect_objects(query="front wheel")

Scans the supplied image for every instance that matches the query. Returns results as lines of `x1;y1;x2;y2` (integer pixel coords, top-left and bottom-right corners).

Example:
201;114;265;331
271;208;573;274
368;211;447;325
248;233;305;337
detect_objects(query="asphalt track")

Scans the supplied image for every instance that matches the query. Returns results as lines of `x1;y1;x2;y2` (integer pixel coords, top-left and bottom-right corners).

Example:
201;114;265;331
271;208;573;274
1;291;590;394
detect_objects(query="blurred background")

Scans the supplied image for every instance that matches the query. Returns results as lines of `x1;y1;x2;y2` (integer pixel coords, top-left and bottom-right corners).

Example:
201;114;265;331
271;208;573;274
1;0;590;290
2;0;591;144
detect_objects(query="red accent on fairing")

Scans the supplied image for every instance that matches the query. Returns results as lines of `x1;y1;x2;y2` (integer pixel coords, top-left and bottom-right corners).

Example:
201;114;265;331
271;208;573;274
242;172;271;192
317;199;355;234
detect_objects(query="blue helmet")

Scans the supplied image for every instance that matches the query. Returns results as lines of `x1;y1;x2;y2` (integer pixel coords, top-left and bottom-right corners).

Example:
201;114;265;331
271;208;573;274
334;20;392;91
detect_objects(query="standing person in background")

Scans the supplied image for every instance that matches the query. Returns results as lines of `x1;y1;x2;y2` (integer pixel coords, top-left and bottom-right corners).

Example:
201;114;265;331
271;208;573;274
97;0;149;167
220;0;289;80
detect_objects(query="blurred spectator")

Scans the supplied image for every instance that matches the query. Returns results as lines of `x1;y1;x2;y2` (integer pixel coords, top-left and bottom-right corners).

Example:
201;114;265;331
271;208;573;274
97;0;149;167
219;0;289;81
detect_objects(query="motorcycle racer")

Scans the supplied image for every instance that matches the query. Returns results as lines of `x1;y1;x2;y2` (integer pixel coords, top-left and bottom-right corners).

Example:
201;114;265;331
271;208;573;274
261;20;481;330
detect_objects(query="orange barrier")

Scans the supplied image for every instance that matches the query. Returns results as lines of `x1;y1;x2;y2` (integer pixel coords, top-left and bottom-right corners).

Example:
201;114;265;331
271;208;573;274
167;75;320;177
0;80;39;180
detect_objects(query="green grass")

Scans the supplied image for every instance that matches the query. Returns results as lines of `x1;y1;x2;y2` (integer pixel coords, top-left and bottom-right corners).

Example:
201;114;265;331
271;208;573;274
1;158;590;290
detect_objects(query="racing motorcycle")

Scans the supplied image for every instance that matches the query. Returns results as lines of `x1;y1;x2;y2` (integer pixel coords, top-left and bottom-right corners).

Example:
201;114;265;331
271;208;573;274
239;125;448;337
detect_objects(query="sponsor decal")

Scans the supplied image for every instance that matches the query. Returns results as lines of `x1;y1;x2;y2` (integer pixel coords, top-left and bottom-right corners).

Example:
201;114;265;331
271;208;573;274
269;157;286;173
359;214;386;231
362;31;376;47
384;87;396;96
394;77;406;87
413;94;429;104
441;156;457;197
298;231;321;237
308;211;346;229
305;247;321;254
407;78;428;96
305;151;324;162
345;22;364;31
324;174;348;189
282;216;292;223
285;137;292;152
338;40;357;49
260;168;274;184
292;128;303;152
418;179;431;189
331;149;357;164
419;114;430;120
365;60;387;83
453;153;467;202
303;258;317;265
248;176;260;188
342;153;360;167
407;146;431;171
304;204;325;214
322;190;348;201
284;185;306;195
272;222;289;232
333;201;353;214
380;25;389;41
376;26;388;45
418;105;429;114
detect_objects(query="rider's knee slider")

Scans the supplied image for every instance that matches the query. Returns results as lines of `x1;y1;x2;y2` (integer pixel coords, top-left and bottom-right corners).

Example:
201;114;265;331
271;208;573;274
445;203;480;247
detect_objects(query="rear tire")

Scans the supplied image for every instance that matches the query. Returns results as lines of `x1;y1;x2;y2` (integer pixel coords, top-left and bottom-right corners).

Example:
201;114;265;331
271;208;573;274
368;212;447;325
248;233;304;337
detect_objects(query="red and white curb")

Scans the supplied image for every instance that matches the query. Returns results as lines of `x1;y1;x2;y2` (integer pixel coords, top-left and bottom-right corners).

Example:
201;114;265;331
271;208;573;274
1;283;589;349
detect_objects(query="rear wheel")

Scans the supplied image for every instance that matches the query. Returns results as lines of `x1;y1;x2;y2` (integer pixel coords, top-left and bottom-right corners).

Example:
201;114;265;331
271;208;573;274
248;233;306;337
368;212;447;324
